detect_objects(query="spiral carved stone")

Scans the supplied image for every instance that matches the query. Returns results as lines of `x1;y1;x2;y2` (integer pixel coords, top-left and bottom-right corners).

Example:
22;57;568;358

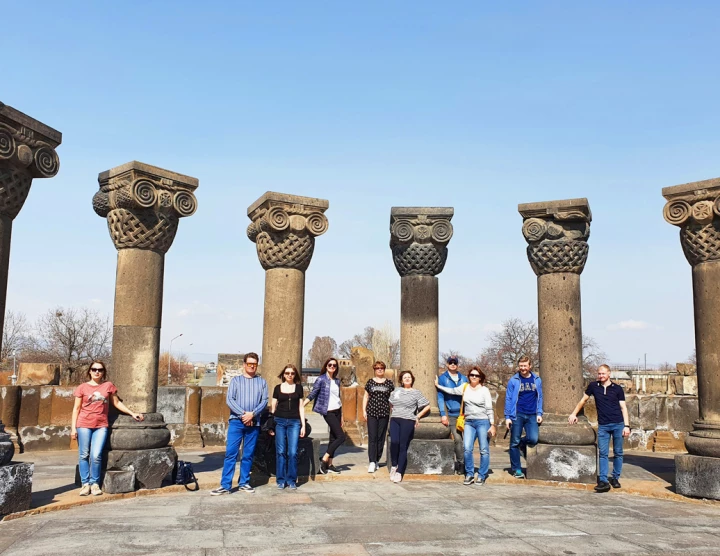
526;240;589;276
0;129;14;159
173;190;197;217
248;194;329;272
389;209;454;277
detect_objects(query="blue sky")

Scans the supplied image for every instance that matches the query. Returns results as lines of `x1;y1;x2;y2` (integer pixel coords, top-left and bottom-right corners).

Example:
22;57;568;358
3;2;719;365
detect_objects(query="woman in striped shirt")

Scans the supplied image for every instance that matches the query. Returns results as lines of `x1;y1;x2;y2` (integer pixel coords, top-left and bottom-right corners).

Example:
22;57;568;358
388;370;430;483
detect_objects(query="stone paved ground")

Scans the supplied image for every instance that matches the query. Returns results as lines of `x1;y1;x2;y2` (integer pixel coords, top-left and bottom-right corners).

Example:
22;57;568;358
2;479;720;555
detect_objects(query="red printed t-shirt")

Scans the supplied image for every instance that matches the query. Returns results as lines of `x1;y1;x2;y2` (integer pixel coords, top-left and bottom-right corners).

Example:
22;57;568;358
74;381;117;428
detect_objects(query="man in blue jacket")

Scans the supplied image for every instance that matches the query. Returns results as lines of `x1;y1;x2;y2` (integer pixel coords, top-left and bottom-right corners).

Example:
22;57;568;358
437;356;468;474
504;356;543;478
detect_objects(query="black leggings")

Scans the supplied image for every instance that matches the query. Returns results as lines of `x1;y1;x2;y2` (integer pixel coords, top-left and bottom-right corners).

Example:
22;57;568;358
367;416;389;463
323;408;346;458
389;417;416;475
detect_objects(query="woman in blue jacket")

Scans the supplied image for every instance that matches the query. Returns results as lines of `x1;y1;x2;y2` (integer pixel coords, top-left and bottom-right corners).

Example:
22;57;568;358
304;357;345;474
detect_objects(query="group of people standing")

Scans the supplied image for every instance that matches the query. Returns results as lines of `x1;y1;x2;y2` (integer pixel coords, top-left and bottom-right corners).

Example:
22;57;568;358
70;352;630;496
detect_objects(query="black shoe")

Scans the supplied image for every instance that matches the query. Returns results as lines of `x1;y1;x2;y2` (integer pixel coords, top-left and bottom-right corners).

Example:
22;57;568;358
318;460;328;474
594;481;611;493
454;461;463;475
463;475;474;486
327;465;341;474
609;478;621;489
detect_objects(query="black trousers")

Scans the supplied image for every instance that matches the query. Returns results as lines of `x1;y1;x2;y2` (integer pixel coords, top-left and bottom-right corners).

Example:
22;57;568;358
367;415;389;463
389;417;416;475
323;408;346;458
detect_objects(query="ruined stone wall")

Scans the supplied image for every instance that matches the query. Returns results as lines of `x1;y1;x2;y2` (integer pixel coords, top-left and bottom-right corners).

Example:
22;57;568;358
0;385;699;453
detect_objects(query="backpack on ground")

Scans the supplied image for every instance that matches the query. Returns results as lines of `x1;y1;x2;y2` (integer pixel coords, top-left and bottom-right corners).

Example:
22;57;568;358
175;460;199;491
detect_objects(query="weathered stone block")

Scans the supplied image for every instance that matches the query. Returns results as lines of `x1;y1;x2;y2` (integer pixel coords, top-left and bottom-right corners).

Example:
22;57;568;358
387;437;455;475
50;387;75;426
252;434;321;478
681;376;698;396
199;387;229;424
37;386;53;426
675;454;720;500
676;363;696;376
17;363;60;386
526;444;597;484
626;395;640;428
18;387;40;427
167;423;204;448
103;469;136;494
157;386;186;424
351;347;375;387
340;386;357;422
638;397;659;430
645;377;668;394
653;431;686;452
667;396;699;432
0;462;33;516
106;446;177;490
201;422;227;446
0;386;20;428
19;425;71;451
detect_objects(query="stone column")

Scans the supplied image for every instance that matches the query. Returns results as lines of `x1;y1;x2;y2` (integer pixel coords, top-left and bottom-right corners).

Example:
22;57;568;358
390;207;456;474
0;103;60;515
0;103;61;357
247;192;329;394
92;161;198;493
662;177;720;500
519;199;597;484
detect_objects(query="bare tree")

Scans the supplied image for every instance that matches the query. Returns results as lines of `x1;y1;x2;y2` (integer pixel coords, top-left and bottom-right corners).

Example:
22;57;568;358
582;335;608;379
305;336;338;368
159;351;191;385
439;350;471;369
371;324;400;368
688;349;697;365
1;310;32;363
479;318;539;388
33;307;112;369
339;327;375;359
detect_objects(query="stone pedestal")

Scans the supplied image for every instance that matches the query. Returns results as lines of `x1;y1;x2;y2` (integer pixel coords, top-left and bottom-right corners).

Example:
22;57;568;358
519;199;596;481
247;192;329;394
675;454;720;499
0;103;61;358
0;462;33;516
92;161;197;492
526;444;597;484
252;434;321;480
387;437;455;475
390;207;455;469
663;178;720;500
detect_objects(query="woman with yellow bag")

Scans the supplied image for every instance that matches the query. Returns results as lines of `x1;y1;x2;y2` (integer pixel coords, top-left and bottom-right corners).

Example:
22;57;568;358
435;366;496;485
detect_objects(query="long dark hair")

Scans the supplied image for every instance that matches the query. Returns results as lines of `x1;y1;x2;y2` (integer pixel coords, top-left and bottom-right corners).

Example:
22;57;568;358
320;357;339;378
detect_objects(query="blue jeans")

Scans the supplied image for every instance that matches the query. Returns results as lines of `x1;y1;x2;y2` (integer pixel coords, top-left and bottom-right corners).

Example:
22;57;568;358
464;419;491;479
275;417;301;486
598;422;625;483
509;413;539;472
221;419;260;489
77;427;108;485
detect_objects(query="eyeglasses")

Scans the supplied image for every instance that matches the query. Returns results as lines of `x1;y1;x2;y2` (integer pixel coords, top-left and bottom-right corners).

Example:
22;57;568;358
284;371;295;376
469;374;481;379
327;363;337;368
245;363;258;368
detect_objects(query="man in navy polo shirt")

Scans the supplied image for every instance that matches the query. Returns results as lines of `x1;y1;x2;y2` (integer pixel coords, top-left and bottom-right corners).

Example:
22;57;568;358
568;364;630;493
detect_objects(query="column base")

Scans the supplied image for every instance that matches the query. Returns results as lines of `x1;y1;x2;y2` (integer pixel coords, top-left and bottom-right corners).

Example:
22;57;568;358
684;420;720;458
538;413;596;445
251;434;322;479
387;437;455;475
526;444;597;484
103;447;177;492
0;462;33;516
675;454;720;500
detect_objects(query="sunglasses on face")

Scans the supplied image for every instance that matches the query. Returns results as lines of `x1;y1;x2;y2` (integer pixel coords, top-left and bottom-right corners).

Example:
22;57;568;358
373;367;384;371
284;371;295;376
327;363;337;368
469;374;481;378
90;368;104;373
245;363;258;368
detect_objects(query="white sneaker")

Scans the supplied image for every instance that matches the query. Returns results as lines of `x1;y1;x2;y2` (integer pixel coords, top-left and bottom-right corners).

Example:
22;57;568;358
390;466;398;481
368;462;376;473
90;483;103;496
79;484;91;496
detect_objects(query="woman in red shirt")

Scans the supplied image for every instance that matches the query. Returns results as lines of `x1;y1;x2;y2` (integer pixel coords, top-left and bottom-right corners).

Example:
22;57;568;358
71;361;144;495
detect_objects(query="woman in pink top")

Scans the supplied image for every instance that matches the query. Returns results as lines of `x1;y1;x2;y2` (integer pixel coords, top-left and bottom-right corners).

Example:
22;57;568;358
71;360;144;496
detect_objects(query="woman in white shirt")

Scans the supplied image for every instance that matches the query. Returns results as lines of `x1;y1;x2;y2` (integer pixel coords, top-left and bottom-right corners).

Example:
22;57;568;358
435;366;496;486
305;357;345;474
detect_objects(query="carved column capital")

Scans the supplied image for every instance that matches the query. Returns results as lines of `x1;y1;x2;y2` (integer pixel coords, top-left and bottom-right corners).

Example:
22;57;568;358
390;207;454;277
93;161;198;253
0;102;62;220
662;178;720;266
518;198;591;276
247;192;329;271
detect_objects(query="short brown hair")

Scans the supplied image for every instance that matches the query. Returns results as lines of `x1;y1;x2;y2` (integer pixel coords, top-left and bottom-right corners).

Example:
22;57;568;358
86;360;107;382
467;366;486;385
518;356;531;365
244;352;259;364
598;364;611;373
373;361;386;371
277;364;300;384
398;370;415;386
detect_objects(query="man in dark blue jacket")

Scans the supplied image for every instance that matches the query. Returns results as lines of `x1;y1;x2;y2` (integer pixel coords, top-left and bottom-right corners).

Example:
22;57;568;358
437;356;468;474
504;356;543;478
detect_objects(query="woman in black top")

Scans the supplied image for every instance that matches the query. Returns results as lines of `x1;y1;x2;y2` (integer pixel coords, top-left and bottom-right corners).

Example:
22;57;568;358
362;360;394;473
270;364;305;490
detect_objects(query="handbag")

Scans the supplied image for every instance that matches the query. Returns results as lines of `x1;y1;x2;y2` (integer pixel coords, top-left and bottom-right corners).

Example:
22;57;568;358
174;460;199;491
261;413;276;433
456;384;468;433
